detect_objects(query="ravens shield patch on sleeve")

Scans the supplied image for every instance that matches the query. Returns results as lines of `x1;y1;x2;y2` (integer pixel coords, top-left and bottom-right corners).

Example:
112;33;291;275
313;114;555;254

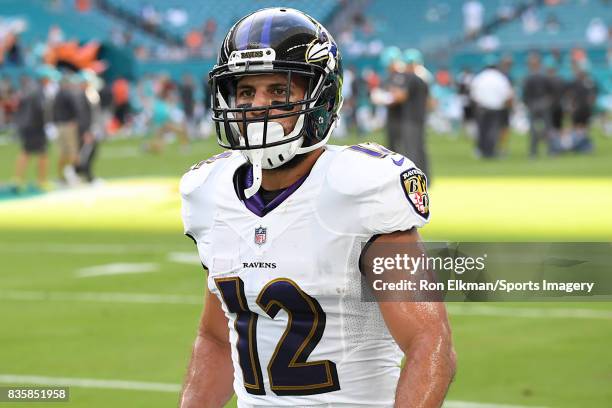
400;168;430;220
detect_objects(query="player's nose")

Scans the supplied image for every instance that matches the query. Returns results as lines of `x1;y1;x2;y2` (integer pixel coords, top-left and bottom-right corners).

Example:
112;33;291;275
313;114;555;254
246;89;270;119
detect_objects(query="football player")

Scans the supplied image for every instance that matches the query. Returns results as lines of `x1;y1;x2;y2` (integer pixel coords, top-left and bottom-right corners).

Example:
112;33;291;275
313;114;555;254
180;8;455;408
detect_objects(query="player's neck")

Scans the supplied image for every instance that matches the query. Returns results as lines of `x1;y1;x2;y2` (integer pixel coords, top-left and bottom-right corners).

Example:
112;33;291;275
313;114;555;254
261;148;324;191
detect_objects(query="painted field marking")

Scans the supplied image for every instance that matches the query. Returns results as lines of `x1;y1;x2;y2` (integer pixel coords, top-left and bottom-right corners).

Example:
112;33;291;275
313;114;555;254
0;291;201;305
0;290;611;321
76;263;160;278
167;252;201;265
446;304;612;320
0;374;180;393
0;374;547;408
0;243;186;254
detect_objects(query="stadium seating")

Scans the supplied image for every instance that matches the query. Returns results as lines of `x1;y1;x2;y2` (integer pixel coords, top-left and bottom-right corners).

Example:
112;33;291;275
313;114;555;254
363;0;511;52
365;0;609;70
5;0;113;44
3;0;608;86
103;0;339;39
473;0;612;50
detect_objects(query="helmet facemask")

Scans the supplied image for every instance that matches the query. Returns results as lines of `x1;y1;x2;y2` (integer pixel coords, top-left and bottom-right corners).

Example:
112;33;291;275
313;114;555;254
210;8;344;198
211;53;340;197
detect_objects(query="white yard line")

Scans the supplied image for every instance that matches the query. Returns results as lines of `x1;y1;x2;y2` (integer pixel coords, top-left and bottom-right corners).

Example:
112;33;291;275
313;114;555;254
0;243;186;254
447;304;612;320
76;263;160;278
0;374;547;407
0;291;201;305
167;252;202;265
444;401;547;408
0;290;611;320
0;374;180;393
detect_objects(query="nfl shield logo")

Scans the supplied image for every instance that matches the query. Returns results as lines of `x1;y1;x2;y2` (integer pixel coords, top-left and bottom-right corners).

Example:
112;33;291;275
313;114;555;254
254;226;267;246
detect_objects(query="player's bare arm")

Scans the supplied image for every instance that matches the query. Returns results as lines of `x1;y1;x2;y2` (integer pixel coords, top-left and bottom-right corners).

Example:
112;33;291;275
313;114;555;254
179;288;234;408
364;229;456;408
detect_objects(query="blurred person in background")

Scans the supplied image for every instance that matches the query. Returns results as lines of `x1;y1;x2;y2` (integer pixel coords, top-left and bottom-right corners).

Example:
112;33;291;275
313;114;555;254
335;65;356;137
146;81;188;153
565;61;597;152
346;65;362;136
13;68;55;192
372;48;430;177
98;79;113;131
400;49;431;176
463;0;484;38
199;75;212;138
470;55;513;158
201;76;211;117
457;67;476;138
585;17;608;45
498;54;514;156
372;46;405;153
522;52;554;158
74;71;101;183
430;69;462;136
544;56;566;150
358;68;382;133
179;73;196;139
0;77;11;129
53;74;80;185
18;74;35;96
111;77;131;131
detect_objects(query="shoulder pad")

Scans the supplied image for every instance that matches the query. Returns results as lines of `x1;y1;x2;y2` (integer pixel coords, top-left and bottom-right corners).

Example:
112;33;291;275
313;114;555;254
320;143;430;234
326;143;416;196
180;151;236;197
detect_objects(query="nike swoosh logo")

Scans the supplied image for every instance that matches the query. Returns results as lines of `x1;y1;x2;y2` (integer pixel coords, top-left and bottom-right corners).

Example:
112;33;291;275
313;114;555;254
391;157;405;166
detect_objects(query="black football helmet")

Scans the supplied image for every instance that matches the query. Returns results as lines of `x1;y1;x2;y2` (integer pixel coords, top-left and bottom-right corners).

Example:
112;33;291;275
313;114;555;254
209;7;343;186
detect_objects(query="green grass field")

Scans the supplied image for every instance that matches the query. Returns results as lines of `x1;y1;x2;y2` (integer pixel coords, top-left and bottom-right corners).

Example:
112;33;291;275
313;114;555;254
0;128;611;407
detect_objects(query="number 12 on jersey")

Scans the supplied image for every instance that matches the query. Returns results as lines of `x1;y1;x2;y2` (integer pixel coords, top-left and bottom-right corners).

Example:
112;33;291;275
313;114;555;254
214;277;340;396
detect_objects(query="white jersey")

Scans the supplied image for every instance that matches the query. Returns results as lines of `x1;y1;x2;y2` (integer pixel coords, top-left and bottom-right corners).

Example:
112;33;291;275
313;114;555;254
181;144;430;407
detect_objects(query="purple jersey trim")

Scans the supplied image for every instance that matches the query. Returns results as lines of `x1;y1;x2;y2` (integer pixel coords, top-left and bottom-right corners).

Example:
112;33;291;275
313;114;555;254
242;166;308;217
349;144;386;157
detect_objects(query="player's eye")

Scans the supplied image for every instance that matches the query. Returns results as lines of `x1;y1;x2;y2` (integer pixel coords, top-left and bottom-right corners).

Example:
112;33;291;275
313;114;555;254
271;87;288;97
238;89;255;98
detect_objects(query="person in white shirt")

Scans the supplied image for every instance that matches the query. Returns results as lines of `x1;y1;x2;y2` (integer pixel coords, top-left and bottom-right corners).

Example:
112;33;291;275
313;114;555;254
463;0;484;37
470;57;513;158
586;18;608;45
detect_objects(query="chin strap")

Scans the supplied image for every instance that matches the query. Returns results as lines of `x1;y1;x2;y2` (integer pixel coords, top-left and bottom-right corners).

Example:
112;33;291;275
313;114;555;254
244;148;263;199
242;127;264;199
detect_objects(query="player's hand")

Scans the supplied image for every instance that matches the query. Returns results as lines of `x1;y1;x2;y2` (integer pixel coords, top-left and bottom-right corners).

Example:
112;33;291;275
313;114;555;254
371;88;393;106
83;132;94;145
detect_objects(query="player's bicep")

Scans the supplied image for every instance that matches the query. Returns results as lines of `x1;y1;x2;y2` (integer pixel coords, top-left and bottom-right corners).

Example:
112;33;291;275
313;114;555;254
363;230;452;352
199;287;230;346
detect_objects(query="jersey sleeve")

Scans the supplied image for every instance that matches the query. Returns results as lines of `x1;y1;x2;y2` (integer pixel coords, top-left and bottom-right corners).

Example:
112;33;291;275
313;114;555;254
361;160;430;235
180;166;210;242
324;144;431;236
180;152;233;241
